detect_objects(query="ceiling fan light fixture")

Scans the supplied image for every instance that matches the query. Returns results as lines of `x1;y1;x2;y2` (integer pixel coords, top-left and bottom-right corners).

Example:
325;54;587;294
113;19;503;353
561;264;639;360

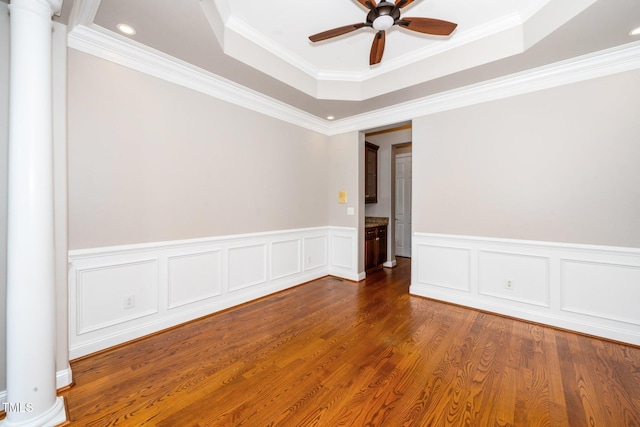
373;15;394;31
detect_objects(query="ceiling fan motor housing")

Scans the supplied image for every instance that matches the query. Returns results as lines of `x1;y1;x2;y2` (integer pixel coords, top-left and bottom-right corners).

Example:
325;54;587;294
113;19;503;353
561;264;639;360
368;1;402;30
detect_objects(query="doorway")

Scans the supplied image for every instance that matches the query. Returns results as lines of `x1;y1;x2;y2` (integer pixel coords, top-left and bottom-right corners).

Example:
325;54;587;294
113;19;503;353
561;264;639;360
362;123;412;271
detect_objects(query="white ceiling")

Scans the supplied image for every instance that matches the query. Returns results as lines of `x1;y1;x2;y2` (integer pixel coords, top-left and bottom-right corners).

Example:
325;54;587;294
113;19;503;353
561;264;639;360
58;0;640;120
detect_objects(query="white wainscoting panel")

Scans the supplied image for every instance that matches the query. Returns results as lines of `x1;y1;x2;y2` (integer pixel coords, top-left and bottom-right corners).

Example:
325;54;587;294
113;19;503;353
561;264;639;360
561;259;640;326
478;251;550;307
77;259;159;334
415;244;470;292
271;239;302;280
331;235;353;269
303;234;327;271
168;250;222;309
68;226;357;358
411;233;640;346
328;227;360;281
228;244;267;292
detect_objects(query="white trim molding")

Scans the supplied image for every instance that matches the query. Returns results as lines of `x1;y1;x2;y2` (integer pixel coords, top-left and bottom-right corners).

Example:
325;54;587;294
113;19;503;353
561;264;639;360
410;233;640;346
56;366;73;390
66;24;332;135
328;227;360;281
66;19;640;136
329;40;640;134
67;226;358;359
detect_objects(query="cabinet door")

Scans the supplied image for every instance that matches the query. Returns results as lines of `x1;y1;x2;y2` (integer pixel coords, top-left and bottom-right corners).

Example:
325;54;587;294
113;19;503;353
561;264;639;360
377;226;387;266
365;226;387;272
365;229;377;271
365;142;379;204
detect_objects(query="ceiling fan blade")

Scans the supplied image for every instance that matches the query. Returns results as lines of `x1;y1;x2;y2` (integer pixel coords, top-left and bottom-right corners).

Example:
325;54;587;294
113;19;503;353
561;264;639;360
356;0;378;10
309;23;367;42
398;17;457;35
370;30;385;65
395;0;417;8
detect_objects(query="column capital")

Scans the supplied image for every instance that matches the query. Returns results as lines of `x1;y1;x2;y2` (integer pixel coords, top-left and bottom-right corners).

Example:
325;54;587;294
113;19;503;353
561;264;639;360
9;0;63;16
46;0;63;14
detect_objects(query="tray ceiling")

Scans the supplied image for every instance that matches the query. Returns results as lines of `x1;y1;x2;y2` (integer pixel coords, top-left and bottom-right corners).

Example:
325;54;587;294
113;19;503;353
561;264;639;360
56;0;640;119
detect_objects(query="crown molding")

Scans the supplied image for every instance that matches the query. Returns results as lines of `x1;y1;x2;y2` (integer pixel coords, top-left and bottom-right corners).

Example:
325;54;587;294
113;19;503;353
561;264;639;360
67;23;640;137
328;40;640;135
67;24;331;135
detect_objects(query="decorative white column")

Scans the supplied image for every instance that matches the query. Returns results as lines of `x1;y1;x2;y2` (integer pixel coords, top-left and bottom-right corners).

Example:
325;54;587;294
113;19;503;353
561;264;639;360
3;0;67;426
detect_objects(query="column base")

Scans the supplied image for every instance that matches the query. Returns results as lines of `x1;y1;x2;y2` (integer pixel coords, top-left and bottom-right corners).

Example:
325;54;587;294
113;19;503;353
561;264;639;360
1;397;68;427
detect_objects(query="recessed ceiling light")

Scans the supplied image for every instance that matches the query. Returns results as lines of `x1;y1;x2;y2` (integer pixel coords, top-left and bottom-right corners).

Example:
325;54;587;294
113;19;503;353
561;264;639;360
629;26;640;36
117;23;136;36
327;116;335;120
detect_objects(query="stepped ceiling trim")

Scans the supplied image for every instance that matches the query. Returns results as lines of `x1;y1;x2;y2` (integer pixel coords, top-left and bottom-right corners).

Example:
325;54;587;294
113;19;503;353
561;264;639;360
67;0;600;101
67;19;640;136
201;0;597;100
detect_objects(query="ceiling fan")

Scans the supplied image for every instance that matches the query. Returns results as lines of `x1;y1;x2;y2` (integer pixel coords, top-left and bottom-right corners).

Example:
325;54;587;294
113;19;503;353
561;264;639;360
309;0;457;65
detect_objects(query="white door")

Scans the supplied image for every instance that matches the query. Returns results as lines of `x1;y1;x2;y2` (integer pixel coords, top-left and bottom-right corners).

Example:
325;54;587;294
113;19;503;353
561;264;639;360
395;154;412;257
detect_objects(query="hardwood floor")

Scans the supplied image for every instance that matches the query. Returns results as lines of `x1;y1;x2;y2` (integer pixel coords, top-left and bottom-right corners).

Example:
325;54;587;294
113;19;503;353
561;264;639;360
62;257;640;426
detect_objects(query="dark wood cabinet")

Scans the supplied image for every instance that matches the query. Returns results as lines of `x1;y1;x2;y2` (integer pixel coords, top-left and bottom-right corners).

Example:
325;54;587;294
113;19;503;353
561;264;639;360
365;142;379;204
365;225;387;272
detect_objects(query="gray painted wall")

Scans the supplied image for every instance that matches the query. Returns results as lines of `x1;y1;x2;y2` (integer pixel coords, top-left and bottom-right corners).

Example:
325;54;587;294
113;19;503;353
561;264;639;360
413;70;640;248
68;50;331;250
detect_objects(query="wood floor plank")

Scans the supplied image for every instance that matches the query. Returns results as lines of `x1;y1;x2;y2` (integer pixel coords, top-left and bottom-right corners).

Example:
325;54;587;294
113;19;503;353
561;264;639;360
61;258;640;426
542;329;570;425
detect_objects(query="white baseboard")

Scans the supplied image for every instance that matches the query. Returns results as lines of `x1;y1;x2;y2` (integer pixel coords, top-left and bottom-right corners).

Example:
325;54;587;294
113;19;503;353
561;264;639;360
56;366;73;389
68;226;358;359
383;259;397;268
410;233;640;346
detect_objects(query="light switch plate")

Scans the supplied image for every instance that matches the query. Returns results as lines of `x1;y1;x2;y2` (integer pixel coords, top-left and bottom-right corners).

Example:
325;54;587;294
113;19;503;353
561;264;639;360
339;191;347;204
347;207;354;215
